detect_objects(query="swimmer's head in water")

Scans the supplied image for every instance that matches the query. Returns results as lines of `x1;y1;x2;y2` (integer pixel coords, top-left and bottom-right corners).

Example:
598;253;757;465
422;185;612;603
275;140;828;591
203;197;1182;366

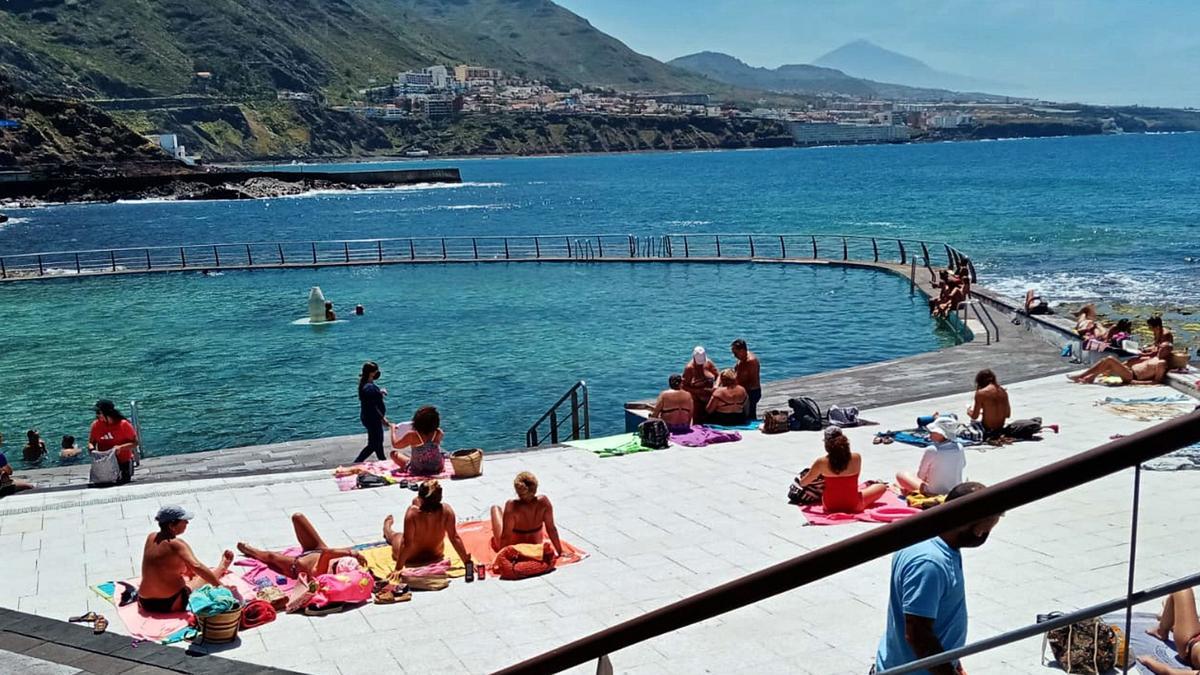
514;471;538;499
325;301;333;310
418;480;443;511
412;406;439;436
355;304;364;315
62;435;75;449
26;429;39;445
719;368;736;386
668;374;682;390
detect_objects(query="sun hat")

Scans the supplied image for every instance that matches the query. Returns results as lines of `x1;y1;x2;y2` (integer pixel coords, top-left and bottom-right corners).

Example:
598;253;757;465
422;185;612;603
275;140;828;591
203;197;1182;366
155;505;195;524
692;346;707;364
927;417;959;442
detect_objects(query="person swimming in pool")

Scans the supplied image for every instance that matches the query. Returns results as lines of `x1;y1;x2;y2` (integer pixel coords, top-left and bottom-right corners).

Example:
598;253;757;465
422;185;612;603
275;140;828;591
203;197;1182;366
139;506;233;614
650;374;694;432
236;513;367;580
1138;588;1200;675
490;472;563;556
383;479;471;572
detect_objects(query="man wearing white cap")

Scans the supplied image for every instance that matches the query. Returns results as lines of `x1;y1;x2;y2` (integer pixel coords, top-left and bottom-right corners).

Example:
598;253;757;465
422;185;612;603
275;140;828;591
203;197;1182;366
137;505;232;614
681;346;720;422
897;417;966;497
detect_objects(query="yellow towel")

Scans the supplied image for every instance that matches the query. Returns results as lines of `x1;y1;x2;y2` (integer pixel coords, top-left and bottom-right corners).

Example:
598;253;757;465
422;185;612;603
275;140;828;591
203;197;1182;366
359;540;467;579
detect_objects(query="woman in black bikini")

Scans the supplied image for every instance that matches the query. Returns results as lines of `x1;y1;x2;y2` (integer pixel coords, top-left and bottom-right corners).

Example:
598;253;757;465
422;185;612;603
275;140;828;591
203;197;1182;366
650;374;694;432
236;513;366;579
490;472;563;557
706;369;749;426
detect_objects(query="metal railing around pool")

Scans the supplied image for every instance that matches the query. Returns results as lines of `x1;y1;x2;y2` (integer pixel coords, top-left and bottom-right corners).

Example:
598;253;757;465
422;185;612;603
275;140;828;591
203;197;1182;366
526;381;590;448
0;233;976;282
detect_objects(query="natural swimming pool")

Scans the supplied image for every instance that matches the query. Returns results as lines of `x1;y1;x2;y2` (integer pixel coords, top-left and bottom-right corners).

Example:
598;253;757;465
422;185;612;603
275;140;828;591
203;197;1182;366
0;261;956;468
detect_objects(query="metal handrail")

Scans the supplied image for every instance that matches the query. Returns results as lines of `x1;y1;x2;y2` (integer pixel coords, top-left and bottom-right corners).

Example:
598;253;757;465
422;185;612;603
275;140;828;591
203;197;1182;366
525;381;590;447
495;411;1200;674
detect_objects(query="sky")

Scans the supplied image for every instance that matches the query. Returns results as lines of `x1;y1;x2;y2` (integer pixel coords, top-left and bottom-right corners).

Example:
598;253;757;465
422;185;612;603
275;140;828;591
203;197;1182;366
556;0;1200;108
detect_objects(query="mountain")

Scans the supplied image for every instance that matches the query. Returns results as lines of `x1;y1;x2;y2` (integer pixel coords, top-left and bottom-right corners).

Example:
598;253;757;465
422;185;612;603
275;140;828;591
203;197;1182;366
813;40;1013;94
669;51;1004;102
0;0;714;100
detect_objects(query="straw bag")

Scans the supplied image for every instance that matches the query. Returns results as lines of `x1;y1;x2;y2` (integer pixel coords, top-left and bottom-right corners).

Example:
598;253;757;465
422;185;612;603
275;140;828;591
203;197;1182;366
1169;350;1190;369
450;448;483;478
195;607;242;644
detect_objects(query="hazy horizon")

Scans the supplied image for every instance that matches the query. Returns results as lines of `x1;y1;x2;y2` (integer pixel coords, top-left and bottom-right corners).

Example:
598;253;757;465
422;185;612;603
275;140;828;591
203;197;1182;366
558;0;1200;108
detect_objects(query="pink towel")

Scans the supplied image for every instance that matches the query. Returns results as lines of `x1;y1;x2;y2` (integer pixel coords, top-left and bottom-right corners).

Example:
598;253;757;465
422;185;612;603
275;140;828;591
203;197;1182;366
670;425;742;447
96;573;256;644
333;459;452;491
234;546;301;592
799;489;921;526
403;558;452;576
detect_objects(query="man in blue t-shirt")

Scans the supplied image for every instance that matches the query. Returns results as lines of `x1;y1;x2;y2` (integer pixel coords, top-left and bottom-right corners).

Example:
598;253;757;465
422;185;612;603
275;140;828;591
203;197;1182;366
875;482;1000;675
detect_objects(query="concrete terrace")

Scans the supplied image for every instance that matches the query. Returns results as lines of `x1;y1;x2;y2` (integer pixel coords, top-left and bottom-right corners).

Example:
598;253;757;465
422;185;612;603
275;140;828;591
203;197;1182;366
1;375;1196;674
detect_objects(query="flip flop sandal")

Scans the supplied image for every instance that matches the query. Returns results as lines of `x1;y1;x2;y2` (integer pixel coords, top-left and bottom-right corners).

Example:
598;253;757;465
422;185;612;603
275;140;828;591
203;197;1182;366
374;586;412;604
304;603;347;616
872;436;883;445
882;437;894;445
69;611;99;623
93;615;109;634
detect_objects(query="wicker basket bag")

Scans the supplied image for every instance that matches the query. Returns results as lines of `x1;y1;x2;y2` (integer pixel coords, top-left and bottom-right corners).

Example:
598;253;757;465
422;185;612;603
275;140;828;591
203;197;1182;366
450;448;483;478
195;607;242;644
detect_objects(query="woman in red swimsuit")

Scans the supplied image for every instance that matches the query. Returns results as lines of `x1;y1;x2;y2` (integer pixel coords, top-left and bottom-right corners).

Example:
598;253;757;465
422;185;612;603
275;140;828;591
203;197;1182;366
797;429;888;514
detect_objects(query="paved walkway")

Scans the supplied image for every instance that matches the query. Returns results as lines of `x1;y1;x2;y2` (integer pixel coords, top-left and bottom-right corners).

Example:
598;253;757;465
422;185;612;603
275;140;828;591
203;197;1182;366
3;374;1196;674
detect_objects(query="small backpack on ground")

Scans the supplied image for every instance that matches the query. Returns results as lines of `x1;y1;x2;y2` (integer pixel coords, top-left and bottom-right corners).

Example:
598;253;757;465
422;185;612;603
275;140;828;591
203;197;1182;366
1041;614;1118;674
827;405;860;427
1005;417;1044;440
762;410;790;434
787;397;823;431
638;418;670;449
787;468;824;505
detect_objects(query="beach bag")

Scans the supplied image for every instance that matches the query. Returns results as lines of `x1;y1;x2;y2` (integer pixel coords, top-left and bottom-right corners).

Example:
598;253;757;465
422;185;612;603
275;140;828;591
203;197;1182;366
194;608;242;644
398;572;450;592
88;448;121;486
827;405;860;427
239;599;277;629
787;397;823;431
762;410;790;434
255;586;288;611
1169;350;1191;369
1005;418;1043;440
787;468;824;505
310;569;373;609
356;473;388;489
450;448;483;478
494;542;557;580
638;418;670;449
1041;614;1118;674
284;576;318;613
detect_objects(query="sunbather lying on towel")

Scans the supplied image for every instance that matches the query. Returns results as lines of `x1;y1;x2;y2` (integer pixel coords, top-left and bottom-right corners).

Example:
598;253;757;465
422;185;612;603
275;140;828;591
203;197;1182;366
896;418;965;497
796;428;887;514
236;513;367;580
383;479;472;572
139;505;233;614
490;471;563;556
1068;355;1168;385
1139;588;1200;675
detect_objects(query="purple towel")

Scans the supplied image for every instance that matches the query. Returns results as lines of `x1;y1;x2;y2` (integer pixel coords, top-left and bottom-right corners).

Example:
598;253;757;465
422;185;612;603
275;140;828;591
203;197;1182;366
670;425;742;447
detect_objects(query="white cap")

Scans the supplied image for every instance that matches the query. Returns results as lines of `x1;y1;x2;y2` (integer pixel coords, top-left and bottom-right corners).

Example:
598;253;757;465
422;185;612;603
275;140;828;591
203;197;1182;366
692;346;707;364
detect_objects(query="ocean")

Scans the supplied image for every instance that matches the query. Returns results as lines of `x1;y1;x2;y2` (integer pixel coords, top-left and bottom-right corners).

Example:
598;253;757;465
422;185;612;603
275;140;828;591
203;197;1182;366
1;133;1196;466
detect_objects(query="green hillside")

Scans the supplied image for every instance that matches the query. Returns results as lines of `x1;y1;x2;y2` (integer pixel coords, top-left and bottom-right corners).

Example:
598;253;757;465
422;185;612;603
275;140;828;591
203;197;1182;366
0;0;716;99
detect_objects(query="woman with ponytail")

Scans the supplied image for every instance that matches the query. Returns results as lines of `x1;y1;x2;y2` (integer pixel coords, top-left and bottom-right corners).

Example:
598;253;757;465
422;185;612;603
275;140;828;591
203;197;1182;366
354;361;389;463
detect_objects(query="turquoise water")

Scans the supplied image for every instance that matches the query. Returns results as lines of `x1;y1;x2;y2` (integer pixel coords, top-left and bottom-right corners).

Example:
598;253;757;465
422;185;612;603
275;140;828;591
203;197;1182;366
2;132;1197;466
0;263;952;467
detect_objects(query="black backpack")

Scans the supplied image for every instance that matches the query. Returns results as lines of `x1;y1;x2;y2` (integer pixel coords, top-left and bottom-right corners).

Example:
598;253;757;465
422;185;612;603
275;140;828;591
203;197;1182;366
638;418;671;449
787;397;823;431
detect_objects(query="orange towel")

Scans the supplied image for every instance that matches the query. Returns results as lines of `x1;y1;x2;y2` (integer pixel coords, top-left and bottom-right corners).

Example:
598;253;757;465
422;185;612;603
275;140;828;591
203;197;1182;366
455;520;587;569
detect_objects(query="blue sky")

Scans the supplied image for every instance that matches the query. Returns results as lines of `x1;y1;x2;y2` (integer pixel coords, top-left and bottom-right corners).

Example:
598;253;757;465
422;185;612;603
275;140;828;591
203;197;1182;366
557;0;1200;107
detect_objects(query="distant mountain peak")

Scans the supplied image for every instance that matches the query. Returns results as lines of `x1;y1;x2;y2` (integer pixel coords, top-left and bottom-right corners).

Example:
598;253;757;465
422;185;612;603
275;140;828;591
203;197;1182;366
814;40;1014;94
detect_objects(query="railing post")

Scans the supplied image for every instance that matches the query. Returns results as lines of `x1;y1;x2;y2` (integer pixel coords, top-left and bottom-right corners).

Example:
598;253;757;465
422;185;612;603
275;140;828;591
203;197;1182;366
779;235;786;258
0;257;5;278
246;244;253;266
180;247;187;267
582;382;590;439
714;235;721;258
1122;464;1143;674
472;238;478;259
872;238;879;262
505;238;510;259
810;236;817;259
379;240;385;262
566;237;572;258
213;246;221;268
344;242;350;263
409;240;415;260
549;409;559;445
442;238;447;259
683;236;689;258
628;235;635;258
110;250;117;272
146;249;152;270
277;244;285;264
570;388;581;441
75;253;81;274
920;242;930;267
898;240;906;264
311;242;317;264
37;255;44;276
842;237;848;261
944;244;954;269
910;256;916;294
748;235;755;258
597;236;603;258
535;237;541;259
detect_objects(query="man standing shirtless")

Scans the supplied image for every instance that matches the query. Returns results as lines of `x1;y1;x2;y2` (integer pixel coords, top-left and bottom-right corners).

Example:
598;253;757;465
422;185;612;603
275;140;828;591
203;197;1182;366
138;506;232;614
383;480;471;572
731;339;762;420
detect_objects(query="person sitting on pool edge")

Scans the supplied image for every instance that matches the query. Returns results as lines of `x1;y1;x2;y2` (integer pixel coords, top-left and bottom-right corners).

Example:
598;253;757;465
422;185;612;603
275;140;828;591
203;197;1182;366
650;374;694;432
139;505;233;614
897;417;966;497
236;513;367;580
324;301;336;322
390;405;445;476
706;369;748;426
1137;588;1200;675
1067;353;1168;386
383;479;471;572
797;428;888;514
490;471;563;556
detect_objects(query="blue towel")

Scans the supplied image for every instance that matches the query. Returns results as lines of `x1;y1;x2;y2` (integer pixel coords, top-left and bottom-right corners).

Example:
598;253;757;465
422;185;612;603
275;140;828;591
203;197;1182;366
187;584;239;617
1101;395;1192;405
705;420;761;431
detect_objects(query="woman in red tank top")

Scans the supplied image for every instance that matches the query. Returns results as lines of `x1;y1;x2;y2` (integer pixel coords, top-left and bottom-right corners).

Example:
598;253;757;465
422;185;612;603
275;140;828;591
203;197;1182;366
796;429;889;514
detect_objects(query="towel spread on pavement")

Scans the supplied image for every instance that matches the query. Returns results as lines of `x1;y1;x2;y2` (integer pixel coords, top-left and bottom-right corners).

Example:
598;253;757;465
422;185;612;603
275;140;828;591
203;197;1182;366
1096;395;1196;422
704;420;762;431
670;425;742;447
566;433;659;458
1096;612;1175;675
91;574;255;644
332;458;452;491
798;489;921;526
